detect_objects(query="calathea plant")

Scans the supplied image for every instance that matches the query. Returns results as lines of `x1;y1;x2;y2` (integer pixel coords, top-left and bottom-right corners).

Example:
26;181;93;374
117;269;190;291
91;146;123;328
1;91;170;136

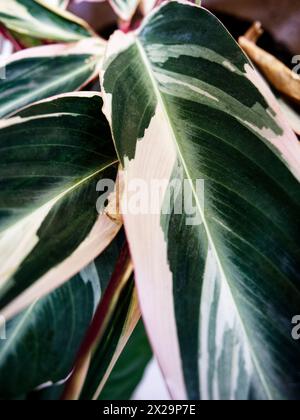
0;0;300;401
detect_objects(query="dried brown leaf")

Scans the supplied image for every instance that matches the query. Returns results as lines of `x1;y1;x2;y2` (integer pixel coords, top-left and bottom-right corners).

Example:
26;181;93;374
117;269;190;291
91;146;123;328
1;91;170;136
239;35;300;104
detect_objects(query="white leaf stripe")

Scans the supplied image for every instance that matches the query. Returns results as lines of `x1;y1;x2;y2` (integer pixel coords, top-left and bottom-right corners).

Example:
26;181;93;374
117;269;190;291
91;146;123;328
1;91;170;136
120;108;187;399
199;248;255;400
43;0;69;8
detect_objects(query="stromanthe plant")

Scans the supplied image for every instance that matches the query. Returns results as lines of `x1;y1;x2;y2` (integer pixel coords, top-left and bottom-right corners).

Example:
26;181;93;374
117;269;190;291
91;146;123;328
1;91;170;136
0;0;300;401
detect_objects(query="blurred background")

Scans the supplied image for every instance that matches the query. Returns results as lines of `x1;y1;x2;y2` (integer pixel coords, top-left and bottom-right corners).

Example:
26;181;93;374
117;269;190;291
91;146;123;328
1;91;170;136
69;0;300;54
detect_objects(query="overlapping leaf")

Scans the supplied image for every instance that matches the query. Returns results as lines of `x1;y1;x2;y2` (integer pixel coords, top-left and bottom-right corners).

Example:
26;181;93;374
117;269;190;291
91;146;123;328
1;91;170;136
0;38;105;118
0;92;121;320
98;320;152;400
0;230;125;400
102;1;300;400
0;0;94;42
63;244;140;400
78;278;140;400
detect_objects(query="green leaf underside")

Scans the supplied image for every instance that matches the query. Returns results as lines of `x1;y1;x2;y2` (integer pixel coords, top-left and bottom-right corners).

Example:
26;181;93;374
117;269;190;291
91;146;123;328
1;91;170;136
0;0;92;42
0;93;118;313
0;39;105;118
103;2;300;400
99;320;152;400
0;230;125;399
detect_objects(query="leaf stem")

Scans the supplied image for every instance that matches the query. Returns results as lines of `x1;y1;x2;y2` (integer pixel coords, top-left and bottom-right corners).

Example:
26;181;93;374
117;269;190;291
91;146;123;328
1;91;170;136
0;25;23;51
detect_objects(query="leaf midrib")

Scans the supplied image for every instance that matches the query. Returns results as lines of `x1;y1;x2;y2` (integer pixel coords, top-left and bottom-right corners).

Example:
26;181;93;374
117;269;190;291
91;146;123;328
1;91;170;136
0;158;119;237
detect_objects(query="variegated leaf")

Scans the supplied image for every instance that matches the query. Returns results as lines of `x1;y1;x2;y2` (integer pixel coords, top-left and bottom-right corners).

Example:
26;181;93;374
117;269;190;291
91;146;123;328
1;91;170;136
0;92;121;320
101;1;300;400
0;38;105;118
0;0;94;42
0;231;124;399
